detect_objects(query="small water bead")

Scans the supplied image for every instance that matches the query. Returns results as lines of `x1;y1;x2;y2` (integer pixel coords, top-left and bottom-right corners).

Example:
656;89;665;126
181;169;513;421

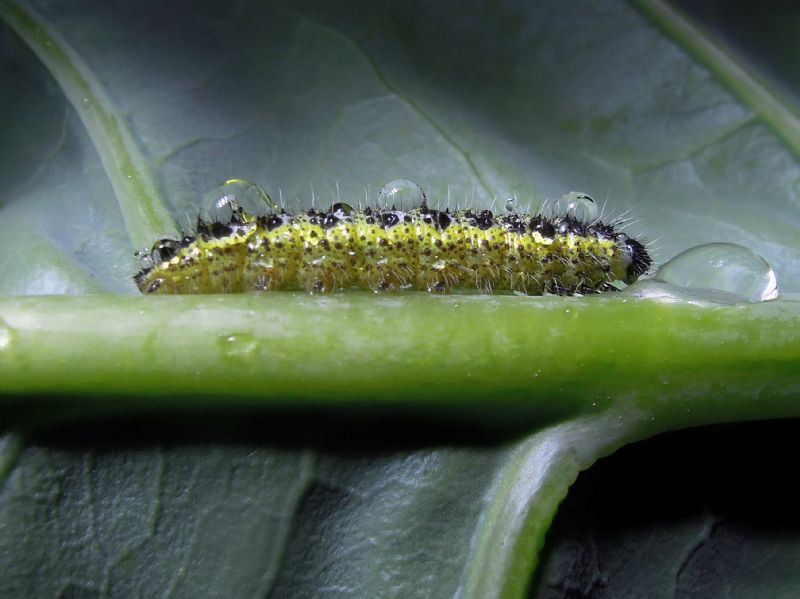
136;249;155;270
150;239;182;265
218;332;259;361
504;196;518;213
377;179;427;210
199;178;276;225
654;243;778;303
560;191;599;222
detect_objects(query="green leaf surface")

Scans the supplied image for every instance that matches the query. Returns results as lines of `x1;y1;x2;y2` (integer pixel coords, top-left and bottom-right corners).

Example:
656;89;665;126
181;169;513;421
1;1;799;597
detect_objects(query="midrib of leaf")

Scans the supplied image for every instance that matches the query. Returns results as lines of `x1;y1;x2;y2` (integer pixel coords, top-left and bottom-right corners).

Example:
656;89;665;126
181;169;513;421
630;0;800;160
0;0;178;247
3;294;798;410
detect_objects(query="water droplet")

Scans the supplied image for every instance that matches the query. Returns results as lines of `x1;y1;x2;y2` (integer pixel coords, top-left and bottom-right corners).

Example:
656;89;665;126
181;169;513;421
149;239;181;265
654;243;778;302
218;333;259;361
377;179;426;210
200;179;276;225
560;191;598;222
504;196;518;213
136;249;155;270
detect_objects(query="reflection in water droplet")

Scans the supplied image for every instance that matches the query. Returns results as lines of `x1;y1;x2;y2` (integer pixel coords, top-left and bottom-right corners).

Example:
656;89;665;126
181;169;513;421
654;243;778;302
218;333;259;361
560;191;598;222
0;318;14;352
377;179;426;210
200;179;275;224
626;280;747;306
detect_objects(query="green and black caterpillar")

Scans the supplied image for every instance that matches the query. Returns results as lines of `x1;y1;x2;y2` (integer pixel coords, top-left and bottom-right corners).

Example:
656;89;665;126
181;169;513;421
135;179;651;295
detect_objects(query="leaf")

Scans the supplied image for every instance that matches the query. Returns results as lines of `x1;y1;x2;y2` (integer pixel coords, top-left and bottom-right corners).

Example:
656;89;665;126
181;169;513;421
533;420;800;598
0;0;176;250
1;1;800;598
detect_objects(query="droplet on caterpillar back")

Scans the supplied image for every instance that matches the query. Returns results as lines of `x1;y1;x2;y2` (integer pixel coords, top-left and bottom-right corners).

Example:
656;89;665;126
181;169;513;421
560;191;598;222
199;178;276;226
377;179;427;211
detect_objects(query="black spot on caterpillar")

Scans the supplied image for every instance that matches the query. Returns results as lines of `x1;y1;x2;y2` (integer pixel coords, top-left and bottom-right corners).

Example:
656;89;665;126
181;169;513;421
134;179;651;295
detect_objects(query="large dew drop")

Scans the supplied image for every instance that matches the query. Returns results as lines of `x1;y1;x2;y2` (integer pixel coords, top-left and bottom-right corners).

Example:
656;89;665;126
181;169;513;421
200;178;276;224
377;179;427;210
654;243;778;302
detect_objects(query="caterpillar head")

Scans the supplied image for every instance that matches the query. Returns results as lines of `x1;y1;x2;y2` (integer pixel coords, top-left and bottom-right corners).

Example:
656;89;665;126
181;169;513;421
618;235;651;283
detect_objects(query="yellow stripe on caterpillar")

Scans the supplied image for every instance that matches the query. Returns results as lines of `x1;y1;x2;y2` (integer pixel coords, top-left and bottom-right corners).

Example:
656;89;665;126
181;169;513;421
134;181;651;295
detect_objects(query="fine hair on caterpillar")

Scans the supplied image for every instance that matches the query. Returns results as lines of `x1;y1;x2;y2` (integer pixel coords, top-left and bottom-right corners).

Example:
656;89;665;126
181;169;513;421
134;178;651;295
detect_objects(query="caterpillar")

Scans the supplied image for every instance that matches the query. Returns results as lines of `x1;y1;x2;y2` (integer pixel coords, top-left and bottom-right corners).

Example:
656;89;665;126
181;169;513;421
134;179;651;295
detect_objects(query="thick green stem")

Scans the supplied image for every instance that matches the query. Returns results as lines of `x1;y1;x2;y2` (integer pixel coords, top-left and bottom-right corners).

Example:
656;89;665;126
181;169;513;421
0;0;178;247
1;294;798;428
